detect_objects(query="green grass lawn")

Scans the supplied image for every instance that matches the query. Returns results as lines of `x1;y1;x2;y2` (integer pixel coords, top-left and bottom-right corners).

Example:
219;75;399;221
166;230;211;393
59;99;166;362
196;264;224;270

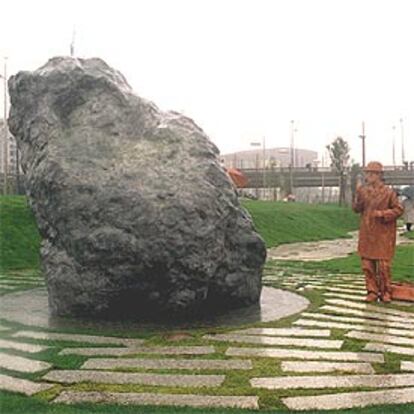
0;196;41;271
0;196;413;413
242;200;359;248
404;231;414;240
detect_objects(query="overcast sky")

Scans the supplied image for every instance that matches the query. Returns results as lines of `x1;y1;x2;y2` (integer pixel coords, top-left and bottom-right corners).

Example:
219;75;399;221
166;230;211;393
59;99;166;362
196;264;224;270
1;0;413;165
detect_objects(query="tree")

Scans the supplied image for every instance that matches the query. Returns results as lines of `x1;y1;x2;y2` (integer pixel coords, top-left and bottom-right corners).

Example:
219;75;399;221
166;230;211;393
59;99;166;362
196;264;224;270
326;137;350;206
350;161;362;200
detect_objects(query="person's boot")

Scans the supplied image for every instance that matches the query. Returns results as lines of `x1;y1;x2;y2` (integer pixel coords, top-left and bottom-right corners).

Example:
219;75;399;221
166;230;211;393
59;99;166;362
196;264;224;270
365;292;378;302
362;259;378;302
379;260;392;303
382;292;392;303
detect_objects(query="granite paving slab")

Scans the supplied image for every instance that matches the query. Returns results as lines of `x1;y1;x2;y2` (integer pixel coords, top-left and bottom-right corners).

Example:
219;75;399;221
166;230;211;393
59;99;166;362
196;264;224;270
0;373;54;395
401;361;414;371
322;282;365;288
272;282;297;287
364;342;414;356
225;347;384;362
203;334;343;349
250;373;414;390
81;358;253;370
281;361;374;374
326;273;366;278
320;305;414;327
13;330;145;346
282;387;414;411
323;293;365;301
302;285;325;291
43;370;225;387
325;299;414;320
301;312;414;335
232;328;331;337
0;351;52;373
0;338;49;353
334;284;366;290
303;286;366;295
293;318;365;331
53;391;259;409
346;330;414;347
325;287;366;294
293;318;414;337
323;281;366;287
59;346;215;356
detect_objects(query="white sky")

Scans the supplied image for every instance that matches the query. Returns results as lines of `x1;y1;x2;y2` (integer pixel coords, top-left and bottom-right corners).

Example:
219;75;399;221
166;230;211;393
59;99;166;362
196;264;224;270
1;0;413;165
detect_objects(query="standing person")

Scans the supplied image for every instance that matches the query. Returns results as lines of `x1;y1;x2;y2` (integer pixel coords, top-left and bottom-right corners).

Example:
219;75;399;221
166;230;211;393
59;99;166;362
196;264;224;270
352;161;404;303
402;196;414;232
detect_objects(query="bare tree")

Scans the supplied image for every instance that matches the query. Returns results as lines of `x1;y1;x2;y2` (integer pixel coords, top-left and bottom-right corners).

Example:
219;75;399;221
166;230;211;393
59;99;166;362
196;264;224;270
326;137;350;206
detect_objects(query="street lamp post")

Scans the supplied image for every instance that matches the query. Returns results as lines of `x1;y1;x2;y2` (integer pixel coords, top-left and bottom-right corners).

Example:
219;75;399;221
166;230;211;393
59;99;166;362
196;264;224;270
359;121;366;168
290;120;295;168
289;121;298;195
392;125;396;167
262;136;266;199
250;141;262;198
400;118;405;165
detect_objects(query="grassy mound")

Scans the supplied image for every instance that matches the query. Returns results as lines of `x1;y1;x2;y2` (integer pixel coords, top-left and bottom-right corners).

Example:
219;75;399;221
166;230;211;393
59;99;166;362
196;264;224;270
0;197;359;271
242;200;359;248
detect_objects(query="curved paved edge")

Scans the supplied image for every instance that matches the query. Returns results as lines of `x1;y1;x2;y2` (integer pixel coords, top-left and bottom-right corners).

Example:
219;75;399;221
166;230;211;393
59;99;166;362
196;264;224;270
0;287;309;330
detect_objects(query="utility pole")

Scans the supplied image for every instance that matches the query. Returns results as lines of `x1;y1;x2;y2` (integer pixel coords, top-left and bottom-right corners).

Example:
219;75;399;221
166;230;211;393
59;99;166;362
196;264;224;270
2;57;8;195
289;120;298;195
392;125;396;167
359;121;366;167
321;171;325;204
255;152;259;198
290;120;295;168
400;118;405;165
250;141;261;198
262;136;266;199
70;26;76;57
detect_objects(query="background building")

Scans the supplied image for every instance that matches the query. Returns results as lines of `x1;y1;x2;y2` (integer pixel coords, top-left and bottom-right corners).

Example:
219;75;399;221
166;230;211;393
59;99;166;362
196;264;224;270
0;119;19;175
221;147;318;169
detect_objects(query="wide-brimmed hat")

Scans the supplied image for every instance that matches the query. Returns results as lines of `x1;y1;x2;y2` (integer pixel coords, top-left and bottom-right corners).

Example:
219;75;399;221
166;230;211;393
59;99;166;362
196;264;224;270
363;161;384;173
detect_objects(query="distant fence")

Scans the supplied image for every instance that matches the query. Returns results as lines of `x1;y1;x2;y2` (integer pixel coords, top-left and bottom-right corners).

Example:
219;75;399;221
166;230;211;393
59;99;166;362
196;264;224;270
241;166;414;189
0;174;26;195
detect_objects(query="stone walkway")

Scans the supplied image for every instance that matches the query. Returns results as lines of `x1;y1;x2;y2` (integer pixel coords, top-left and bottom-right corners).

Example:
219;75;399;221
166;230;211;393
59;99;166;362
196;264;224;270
1;269;414;411
268;230;413;261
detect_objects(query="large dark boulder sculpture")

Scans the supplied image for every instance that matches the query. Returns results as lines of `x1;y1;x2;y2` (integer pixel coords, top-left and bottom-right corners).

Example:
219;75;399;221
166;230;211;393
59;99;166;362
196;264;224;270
8;57;266;319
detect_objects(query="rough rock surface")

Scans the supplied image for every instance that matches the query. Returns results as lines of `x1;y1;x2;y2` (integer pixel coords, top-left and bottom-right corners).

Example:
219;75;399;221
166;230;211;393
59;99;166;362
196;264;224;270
8;57;266;319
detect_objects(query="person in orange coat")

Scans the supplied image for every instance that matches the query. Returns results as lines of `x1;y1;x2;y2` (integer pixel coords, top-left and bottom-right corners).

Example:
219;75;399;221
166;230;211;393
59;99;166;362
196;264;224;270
352;161;404;303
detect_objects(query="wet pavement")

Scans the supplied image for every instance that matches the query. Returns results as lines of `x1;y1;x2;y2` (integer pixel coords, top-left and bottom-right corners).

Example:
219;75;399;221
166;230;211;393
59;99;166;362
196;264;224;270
0;286;309;331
